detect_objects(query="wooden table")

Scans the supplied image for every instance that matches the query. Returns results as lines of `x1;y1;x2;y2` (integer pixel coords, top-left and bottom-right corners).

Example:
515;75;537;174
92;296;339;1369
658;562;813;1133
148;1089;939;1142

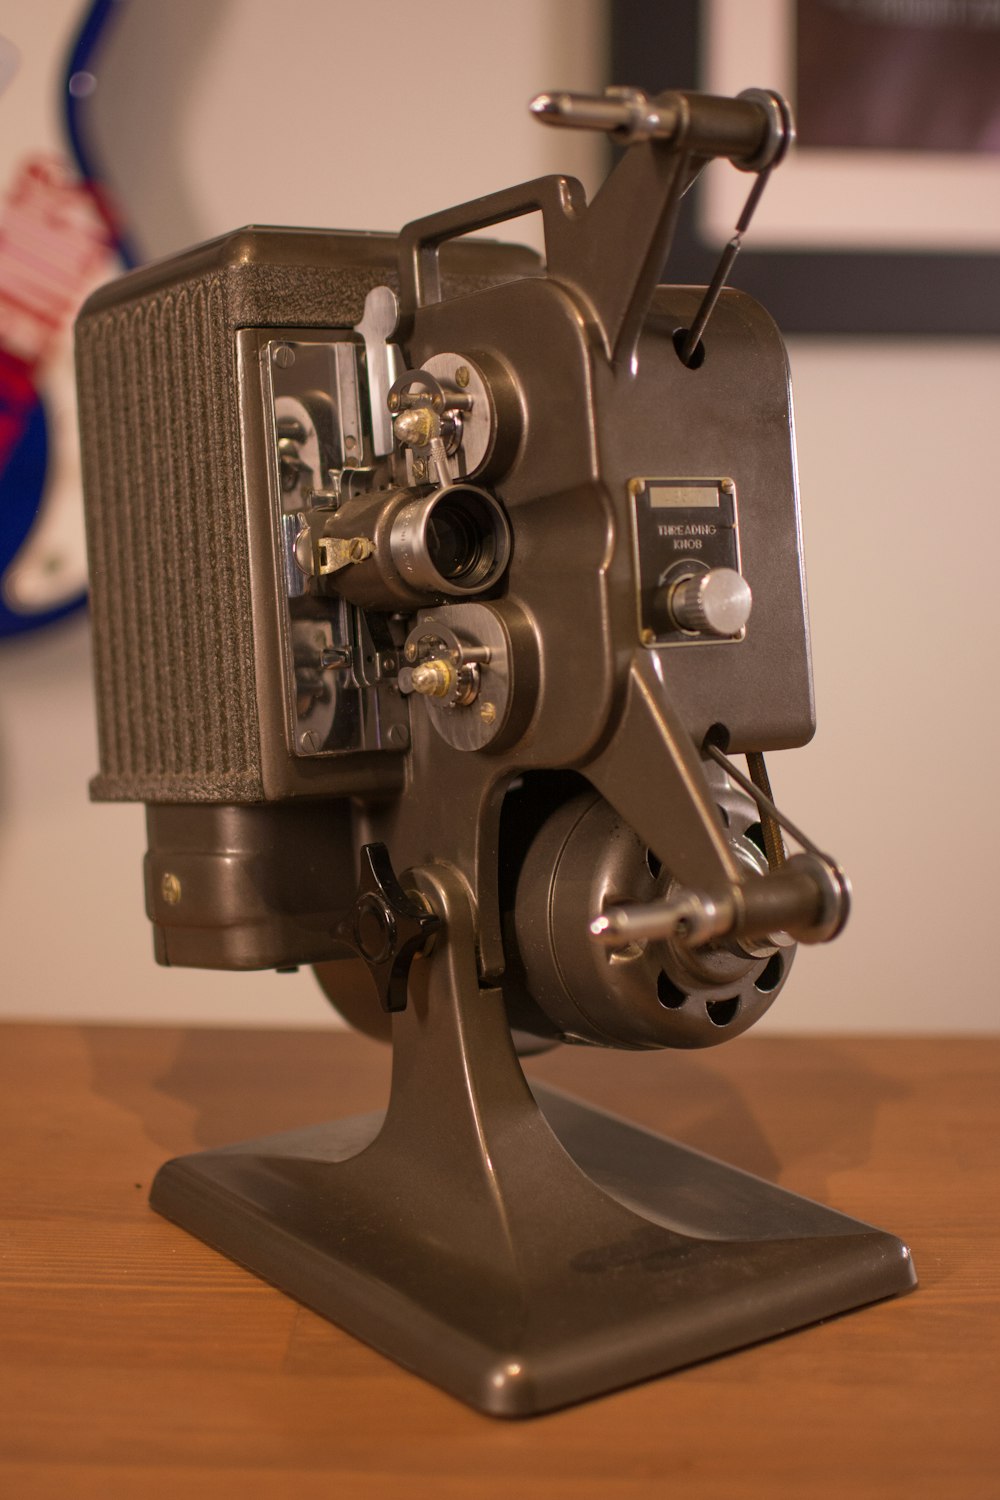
0;1024;996;1499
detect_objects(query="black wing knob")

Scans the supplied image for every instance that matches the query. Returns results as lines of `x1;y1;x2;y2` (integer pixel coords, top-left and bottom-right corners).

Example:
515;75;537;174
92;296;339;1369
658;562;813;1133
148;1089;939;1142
337;843;441;1013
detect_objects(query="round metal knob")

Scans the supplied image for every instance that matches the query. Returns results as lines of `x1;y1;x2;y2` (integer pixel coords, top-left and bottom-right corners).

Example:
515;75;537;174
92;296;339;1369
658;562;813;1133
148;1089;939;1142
409;658;455;699
668;568;752;637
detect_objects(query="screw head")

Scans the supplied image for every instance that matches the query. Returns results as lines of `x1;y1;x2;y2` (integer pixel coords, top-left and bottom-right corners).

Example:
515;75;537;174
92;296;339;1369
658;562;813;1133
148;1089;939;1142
404;642;418;662
387;723;410;749
479;701;497;726
387;391;400;412
161;872;182;905
273;344;295;368
412;458;427;481
380;653;396;673
640;627;656;646
455;364;471;389
300;729;322;752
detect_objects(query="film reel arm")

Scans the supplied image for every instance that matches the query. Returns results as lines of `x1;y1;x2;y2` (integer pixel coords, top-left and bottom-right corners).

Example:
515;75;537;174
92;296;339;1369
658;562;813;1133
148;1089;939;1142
582;654;850;959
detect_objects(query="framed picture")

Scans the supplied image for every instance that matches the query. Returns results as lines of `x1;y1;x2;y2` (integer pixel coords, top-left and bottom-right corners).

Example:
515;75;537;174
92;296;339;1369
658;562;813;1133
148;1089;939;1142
610;0;1000;333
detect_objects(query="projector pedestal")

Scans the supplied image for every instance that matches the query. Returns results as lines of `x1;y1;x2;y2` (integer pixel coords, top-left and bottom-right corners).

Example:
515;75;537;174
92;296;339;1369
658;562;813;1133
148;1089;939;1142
151;868;916;1417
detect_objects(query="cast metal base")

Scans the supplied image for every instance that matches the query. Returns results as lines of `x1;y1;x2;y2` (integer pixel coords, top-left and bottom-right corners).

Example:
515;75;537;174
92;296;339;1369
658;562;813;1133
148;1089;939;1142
152;1083;914;1417
150;869;916;1417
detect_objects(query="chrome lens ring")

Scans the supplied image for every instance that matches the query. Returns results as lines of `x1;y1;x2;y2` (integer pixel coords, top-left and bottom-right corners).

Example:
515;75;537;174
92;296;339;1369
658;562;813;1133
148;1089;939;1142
390;484;511;597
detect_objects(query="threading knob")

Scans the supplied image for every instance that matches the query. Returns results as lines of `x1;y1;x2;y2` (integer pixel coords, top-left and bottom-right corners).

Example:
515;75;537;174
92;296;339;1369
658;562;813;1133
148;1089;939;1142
668;568;752;638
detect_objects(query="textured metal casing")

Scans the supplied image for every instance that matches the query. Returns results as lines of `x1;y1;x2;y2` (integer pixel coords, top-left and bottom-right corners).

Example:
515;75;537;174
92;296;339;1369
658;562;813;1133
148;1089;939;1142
76;226;536;804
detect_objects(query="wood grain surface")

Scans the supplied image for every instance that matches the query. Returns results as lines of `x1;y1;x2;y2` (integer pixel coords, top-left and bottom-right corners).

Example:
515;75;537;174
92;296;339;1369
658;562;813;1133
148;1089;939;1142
0;1023;996;1500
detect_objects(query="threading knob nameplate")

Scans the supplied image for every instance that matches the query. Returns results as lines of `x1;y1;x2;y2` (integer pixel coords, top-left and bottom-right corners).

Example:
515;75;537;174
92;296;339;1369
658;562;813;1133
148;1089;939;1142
628;476;746;647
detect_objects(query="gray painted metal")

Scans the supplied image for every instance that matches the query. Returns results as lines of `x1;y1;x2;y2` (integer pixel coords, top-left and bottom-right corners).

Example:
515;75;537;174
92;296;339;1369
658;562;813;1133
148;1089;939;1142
152;867;914;1417
78;86;913;1413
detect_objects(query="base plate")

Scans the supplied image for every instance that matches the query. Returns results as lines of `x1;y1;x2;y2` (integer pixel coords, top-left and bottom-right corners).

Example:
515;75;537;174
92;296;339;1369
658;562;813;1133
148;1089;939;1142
151;1082;915;1416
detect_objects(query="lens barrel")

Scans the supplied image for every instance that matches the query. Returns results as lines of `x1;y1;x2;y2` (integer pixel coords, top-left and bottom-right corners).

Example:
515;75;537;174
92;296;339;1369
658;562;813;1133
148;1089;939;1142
389;485;511;597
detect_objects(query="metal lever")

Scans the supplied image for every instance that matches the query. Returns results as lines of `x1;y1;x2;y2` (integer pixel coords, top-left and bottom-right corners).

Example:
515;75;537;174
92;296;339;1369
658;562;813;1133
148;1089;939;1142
355;286;404;457
592;735;849;952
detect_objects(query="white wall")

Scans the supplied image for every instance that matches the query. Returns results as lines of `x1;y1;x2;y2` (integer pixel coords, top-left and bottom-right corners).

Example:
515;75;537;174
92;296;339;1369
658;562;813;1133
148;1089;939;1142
84;0;607;260
759;337;1000;1033
0;0;606;1029
1;1;997;1032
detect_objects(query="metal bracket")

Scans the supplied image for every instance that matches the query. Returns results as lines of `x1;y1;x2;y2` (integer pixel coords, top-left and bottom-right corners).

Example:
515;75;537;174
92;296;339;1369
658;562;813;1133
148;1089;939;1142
355;285;404;457
336;843;441;1012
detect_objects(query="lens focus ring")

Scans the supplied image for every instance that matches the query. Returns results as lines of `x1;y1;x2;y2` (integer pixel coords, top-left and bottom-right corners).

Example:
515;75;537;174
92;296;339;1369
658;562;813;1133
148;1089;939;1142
389;485;511;597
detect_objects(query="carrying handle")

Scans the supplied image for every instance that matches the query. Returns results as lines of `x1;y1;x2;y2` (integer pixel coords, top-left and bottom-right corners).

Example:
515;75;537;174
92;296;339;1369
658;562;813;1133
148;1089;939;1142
397;174;586;320
396;88;793;366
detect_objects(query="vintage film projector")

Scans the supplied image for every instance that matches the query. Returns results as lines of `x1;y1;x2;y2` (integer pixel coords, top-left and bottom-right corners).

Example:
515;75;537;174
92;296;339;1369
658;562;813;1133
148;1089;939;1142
76;83;915;1416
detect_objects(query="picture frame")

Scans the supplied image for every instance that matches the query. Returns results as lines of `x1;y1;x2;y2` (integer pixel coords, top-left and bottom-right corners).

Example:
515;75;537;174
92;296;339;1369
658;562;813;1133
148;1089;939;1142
610;0;1000;334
